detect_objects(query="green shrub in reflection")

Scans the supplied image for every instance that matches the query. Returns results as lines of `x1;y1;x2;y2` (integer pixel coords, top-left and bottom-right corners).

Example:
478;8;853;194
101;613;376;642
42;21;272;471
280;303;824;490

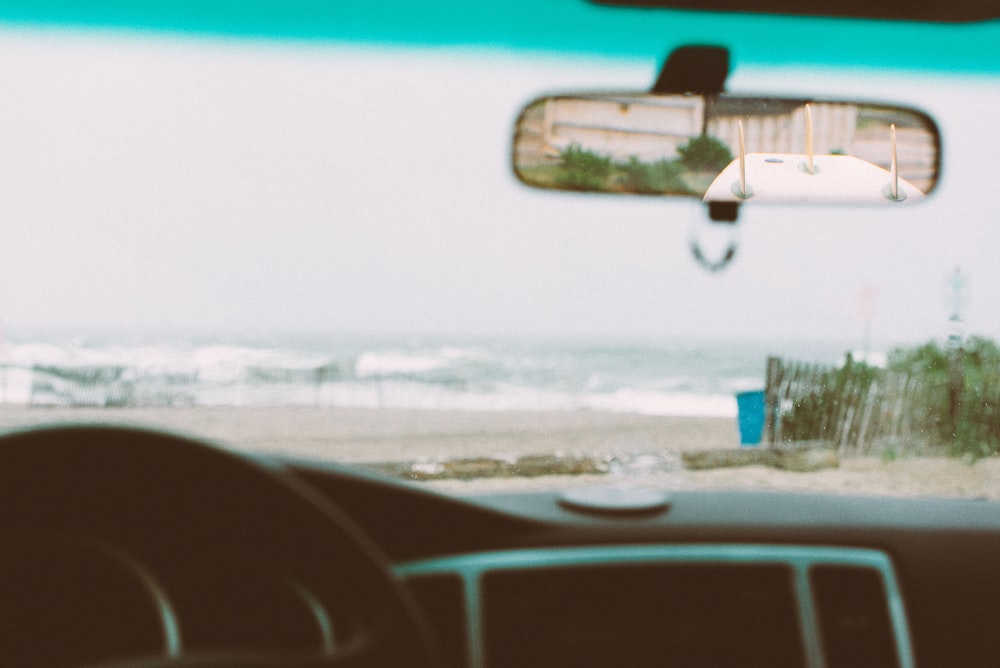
556;144;614;190
676;135;733;172
618;157;688;194
552;144;698;195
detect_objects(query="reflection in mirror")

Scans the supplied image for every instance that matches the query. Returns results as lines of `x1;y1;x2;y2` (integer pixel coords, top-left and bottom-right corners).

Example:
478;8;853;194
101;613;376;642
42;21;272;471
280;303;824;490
512;94;939;204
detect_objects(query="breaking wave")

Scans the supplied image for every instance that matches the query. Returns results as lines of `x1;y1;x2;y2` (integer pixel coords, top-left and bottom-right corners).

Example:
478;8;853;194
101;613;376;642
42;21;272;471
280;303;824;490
0;333;809;417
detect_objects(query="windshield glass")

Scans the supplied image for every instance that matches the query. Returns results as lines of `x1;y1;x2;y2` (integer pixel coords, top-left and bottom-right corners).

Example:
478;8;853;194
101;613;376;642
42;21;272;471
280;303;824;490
0;3;998;498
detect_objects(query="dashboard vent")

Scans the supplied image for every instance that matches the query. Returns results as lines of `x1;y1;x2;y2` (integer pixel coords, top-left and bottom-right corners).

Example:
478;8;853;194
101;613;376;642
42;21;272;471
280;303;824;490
482;563;804;667
811;565;900;668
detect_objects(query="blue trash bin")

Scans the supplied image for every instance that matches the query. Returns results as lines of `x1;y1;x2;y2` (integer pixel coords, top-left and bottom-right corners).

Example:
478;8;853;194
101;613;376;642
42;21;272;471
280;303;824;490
736;390;765;446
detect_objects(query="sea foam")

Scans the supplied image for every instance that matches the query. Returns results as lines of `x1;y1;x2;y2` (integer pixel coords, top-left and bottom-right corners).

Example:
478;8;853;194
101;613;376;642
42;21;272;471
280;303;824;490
0;334;805;418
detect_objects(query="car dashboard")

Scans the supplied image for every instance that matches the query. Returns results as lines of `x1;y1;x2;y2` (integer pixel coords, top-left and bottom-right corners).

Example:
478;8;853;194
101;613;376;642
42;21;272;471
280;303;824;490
285;458;1000;668
2;433;997;668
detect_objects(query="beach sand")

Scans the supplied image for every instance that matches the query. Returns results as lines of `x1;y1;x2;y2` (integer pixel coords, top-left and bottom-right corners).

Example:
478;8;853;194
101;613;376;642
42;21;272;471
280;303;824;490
0;405;739;461
0;405;996;499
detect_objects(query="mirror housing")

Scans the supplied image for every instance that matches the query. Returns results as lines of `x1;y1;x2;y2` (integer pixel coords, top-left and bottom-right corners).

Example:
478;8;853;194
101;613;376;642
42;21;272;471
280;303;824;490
512;93;939;205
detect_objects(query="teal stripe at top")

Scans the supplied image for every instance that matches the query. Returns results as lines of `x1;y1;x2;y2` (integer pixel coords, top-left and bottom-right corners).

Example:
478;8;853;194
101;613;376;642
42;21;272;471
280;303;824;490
0;0;997;74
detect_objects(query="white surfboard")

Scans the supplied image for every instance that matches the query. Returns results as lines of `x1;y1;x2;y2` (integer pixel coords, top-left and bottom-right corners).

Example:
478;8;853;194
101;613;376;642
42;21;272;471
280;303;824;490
702;152;926;204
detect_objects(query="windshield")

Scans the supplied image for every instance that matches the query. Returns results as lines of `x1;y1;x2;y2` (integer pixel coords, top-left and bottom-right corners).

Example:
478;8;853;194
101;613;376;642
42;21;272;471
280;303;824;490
0;3;997;499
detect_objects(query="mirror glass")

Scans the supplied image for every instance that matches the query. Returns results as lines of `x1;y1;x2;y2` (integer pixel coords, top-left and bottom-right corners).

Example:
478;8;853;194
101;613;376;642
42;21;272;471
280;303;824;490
512;94;939;204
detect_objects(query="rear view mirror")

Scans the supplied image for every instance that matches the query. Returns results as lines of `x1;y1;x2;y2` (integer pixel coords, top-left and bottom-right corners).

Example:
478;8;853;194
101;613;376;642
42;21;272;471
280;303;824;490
512;94;939;204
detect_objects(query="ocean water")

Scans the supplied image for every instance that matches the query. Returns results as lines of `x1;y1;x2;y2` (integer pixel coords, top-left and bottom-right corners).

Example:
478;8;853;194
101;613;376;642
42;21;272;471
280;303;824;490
0;330;859;418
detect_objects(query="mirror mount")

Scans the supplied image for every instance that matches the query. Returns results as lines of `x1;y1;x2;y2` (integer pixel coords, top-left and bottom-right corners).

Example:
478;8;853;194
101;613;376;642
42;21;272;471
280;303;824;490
653;45;736;225
651;45;730;97
655;45;740;270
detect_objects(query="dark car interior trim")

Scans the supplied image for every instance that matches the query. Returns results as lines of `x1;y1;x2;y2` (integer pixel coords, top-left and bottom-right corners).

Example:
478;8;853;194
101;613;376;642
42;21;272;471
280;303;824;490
590;0;999;23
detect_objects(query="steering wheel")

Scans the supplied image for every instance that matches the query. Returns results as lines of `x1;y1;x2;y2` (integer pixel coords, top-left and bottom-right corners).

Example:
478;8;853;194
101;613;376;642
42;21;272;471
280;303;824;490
0;425;442;668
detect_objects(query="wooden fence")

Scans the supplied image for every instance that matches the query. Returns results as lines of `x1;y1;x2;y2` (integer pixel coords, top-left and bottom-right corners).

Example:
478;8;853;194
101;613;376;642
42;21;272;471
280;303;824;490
763;355;1000;457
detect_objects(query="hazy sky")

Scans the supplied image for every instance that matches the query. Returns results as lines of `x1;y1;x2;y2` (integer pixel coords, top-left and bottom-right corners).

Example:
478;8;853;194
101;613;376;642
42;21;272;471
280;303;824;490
0;27;996;348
